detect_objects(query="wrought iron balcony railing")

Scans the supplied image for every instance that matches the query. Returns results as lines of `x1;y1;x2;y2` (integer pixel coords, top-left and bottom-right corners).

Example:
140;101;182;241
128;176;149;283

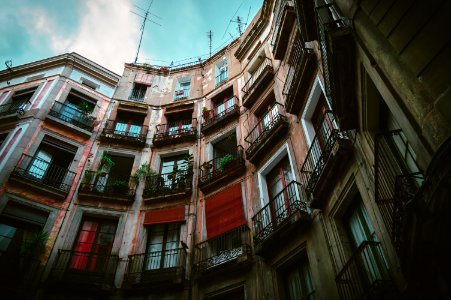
153;119;197;145
202;96;239;132
245;103;287;158
271;0;295;59
48;249;119;286
196;225;251;272
375;130;424;255
143;169;193;199
0;100;29;117
241;57;272;98
79;171;138;200
198;146;245;187
10;154;76;194
300;110;352;195
125;248;186;286
252;181;309;244
215;69;228;86
336;241;395;300
174;89;189;101
48;101;94;131
101;120;148;145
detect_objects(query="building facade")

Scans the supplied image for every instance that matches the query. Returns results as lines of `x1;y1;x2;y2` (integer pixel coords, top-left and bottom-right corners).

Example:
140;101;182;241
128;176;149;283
0;0;450;299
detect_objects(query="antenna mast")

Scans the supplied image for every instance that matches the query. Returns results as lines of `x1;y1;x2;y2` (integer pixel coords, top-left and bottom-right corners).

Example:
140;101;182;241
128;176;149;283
207;30;213;58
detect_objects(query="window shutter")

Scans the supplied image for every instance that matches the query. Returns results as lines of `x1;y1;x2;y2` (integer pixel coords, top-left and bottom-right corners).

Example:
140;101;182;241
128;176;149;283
134;73;153;86
205;184;246;239
144;206;185;225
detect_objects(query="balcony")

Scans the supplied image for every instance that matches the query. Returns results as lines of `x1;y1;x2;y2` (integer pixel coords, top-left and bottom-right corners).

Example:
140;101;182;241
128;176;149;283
124;248;186;290
271;0;295;60
9;154;76;198
47;101;94;132
242;58;274;108
100;120;148;147
201;97;240;134
0;100;29;119
300;110;353;208
252;181;310;255
78;171;137;203
244;104;289;164
336;241;397;300
174;89;189;101
316;3;356;130
283;39;316;115
143;169;193;202
152;119;197;147
195;225;252;276
374;130;424;257
215;69;228;87
48;249;119;290
198;146;246;192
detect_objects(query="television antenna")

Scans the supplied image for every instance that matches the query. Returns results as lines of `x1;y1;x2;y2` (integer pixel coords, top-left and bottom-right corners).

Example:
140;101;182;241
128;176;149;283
5;60;13;85
222;3;251;39
207;30;213;57
131;0;162;64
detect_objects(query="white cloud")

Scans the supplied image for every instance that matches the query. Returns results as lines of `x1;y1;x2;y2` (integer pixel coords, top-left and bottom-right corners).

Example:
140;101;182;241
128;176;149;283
20;0;145;74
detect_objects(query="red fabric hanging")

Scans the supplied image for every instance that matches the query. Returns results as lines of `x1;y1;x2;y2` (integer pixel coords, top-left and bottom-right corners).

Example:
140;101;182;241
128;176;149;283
70;221;98;270
144;206;185;225
134;73;153;86
205;184;246;239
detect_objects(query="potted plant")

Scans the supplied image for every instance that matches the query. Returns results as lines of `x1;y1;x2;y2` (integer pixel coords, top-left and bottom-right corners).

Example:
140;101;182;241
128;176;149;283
98;153;115;176
218;154;235;171
77;101;93;115
202;107;210;121
111;179;129;193
133;163;156;180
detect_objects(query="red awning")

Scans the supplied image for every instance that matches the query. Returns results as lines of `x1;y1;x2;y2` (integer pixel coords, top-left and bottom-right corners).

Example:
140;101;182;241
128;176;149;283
144;206;185;225
205;184;246;239
134;73;153;86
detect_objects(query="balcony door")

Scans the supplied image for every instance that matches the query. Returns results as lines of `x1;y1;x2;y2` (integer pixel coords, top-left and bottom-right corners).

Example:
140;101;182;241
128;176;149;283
214;95;234;116
160;155;187;188
145;223;180;270
114;113;144;137
70;218;117;272
260;104;279;133
266;157;294;226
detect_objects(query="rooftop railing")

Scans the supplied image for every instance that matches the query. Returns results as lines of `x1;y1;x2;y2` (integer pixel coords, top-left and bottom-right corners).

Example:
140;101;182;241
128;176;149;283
252;181;309;244
11;153;76;193
48;101;94;131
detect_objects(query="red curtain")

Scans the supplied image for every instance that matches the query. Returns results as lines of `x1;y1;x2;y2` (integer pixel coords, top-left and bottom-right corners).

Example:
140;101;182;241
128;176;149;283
70;221;98;270
144;206;185;225
205;184;246;239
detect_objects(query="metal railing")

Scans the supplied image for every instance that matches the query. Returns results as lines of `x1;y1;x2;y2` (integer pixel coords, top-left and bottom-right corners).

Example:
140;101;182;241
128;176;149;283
126;248;186;284
374;130;424;253
143;169;193;198
242;57;273;96
300;110;351;194
336;241;393;300
199;146;244;184
271;0;294;46
252;181;308;244
102;120;148;144
316;2;347;99
202;97;239;129
154;119;197;141
245;103;286;156
11;154;76;193
49;249;119;285
174;89;189;101
0;100;29;117
79;171;138;199
196;225;251;271
215;69;228;86
48;101;94;131
129;87;146;102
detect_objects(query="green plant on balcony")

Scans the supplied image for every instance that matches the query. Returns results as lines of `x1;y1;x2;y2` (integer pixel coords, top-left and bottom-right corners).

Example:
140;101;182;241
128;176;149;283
133;162;156;180
77;101;94;115
111;179;129;193
98;153;115;176
218;154;235;171
22;230;49;258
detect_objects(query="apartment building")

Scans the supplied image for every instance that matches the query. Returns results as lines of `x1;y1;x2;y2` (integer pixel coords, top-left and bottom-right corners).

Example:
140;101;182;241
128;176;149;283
0;0;449;299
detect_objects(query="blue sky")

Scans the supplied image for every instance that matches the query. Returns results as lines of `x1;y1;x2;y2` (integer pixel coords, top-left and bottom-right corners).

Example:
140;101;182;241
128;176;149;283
0;0;263;75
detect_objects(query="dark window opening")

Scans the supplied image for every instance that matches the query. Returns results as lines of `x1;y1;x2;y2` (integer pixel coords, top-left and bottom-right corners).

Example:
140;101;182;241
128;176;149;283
281;256;315;300
129;83;147;101
0;132;9;148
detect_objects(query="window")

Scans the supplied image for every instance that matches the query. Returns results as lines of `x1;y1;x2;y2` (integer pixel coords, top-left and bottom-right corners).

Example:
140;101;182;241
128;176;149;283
0;132;9;149
159;155;188;189
214;95;235;116
94;154;134;192
145;223;180;270
70;218;117;271
174;77;191;100
0;87;36;116
282;257;315;300
215;58;228;85
113;112;144;137
129;83;147;101
166;116;193;136
260;103;280;132
60;91;95;122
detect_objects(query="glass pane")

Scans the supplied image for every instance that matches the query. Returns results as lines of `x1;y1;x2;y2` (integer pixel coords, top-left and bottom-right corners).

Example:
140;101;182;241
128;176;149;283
128;125;141;137
114;122;127;134
0;224;16;254
28;150;52;180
